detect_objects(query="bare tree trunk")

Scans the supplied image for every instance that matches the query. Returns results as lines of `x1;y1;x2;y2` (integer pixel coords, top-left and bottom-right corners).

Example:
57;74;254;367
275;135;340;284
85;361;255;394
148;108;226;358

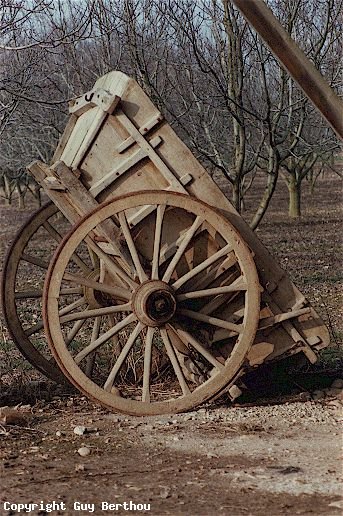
16;181;25;209
232;179;241;212
287;174;301;218
223;0;246;213
4;175;12;205
250;151;279;230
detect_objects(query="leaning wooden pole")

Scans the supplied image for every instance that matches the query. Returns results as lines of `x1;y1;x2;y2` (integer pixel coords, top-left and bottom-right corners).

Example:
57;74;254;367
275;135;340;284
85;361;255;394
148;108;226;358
231;0;343;140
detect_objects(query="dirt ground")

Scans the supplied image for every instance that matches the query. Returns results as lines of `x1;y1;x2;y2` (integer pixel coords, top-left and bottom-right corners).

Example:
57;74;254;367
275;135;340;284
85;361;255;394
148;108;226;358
0;397;342;516
0;172;342;515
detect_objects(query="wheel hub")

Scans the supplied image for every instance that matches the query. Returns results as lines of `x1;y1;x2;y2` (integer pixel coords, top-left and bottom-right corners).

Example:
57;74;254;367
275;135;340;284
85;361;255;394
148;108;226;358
132;280;176;326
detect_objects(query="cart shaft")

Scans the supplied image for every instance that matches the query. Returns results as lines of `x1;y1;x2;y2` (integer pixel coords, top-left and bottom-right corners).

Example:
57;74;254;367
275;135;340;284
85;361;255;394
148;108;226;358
232;0;343;140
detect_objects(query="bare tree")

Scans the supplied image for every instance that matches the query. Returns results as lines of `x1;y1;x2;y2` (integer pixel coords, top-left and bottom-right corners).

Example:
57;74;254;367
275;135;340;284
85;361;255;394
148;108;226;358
0;0;340;218
0;0;97;206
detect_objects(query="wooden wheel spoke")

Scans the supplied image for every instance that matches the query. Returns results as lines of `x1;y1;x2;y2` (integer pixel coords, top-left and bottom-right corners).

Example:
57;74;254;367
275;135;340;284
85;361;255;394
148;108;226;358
43;220;90;273
166;325;208;379
63;272;131;301
15;289;43;300
60;302;131;324
87;245;100;270
15;286;83;300
65;315;89;346
85;238;137;290
118;211;148;283
85;316;102;377
59;296;87;315
107;314;121;355
21;253;49;269
71;253;91;275
60;287;84;296
142;326;155;402
162;216;203;283
43;220;63;242
91;316;102;342
174;326;225;371
25;297;87;337
151;204;166;280
75;313;136;364
160;327;191;396
178;307;243;333
176;277;247;301
178;308;242;334
103;321;144;391
172;243;233;291
25;320;44;337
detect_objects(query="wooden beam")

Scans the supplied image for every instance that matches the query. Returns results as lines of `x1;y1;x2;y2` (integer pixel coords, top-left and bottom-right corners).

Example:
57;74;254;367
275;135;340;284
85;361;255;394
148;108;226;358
232;0;343;139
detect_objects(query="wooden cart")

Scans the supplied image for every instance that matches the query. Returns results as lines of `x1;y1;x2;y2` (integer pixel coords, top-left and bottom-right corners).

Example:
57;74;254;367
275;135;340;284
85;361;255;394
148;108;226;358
1;69;331;415
2;0;341;415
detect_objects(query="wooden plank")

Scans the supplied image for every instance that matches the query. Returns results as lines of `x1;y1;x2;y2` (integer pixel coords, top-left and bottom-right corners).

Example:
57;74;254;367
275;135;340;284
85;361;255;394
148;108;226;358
116;112;163;153
28;161;83;225
69;89;121;116
247;342;275;366
29;160;133;269
51;114;78;164
52;161;135;269
71;108;109;170
139;112;164;134
52;161;103;217
90;136;162;197
43;176;66;190
258;307;311;330
62;95;121;171
68;95;96;116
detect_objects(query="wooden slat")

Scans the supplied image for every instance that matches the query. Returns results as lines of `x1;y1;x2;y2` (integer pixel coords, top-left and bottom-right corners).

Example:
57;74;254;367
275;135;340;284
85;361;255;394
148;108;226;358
71;95;120;169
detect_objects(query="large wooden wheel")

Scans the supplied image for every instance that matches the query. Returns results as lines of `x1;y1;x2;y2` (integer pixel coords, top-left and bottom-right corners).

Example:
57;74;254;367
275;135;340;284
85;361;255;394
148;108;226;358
43;191;260;414
1;202;113;383
1;203;69;382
